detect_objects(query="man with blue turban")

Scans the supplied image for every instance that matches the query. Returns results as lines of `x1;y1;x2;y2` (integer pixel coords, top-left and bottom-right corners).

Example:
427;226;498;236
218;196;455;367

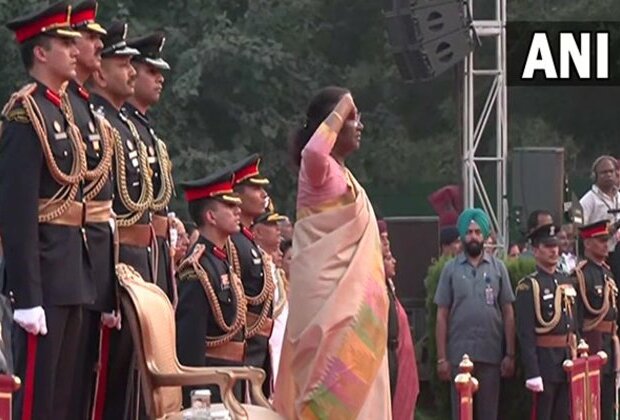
434;208;516;420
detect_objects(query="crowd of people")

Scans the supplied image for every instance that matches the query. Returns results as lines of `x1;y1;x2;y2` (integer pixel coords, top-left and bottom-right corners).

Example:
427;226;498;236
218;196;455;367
433;155;620;420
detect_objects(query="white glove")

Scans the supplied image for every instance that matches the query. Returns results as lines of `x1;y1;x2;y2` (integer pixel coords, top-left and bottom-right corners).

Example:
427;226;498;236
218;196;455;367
13;306;47;335
525;376;544;392
101;311;122;330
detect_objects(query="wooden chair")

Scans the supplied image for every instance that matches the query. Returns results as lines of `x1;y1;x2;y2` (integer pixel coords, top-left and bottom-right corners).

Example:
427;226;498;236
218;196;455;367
115;263;283;420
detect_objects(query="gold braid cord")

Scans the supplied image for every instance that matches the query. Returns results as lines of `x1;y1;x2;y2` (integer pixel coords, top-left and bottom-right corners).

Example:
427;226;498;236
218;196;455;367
150;138;174;212
272;268;288;319
575;265;618;331
112;120;153;227
529;277;574;335
1;84;87;222
227;240;275;338
61;94;114;201
177;244;247;347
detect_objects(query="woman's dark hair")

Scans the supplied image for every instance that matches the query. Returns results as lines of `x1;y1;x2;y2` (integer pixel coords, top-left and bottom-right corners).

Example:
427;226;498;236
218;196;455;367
289;86;349;168
280;239;292;255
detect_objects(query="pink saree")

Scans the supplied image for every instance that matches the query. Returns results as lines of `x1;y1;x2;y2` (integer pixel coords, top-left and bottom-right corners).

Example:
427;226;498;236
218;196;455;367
273;165;391;419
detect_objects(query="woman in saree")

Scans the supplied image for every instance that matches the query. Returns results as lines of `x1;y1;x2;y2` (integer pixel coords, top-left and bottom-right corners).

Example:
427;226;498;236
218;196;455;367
272;87;391;419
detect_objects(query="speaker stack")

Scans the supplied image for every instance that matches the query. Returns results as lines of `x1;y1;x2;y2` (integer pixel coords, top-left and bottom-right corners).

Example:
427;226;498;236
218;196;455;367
383;0;473;82
511;147;566;234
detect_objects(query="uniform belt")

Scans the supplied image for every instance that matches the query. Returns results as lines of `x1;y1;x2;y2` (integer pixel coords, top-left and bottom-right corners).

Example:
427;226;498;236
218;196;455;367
536;334;574;348
38;199;83;227
118;223;152;248
151;214;169;239
85;200;113;224
594;320;615;334
205;341;245;363
246;312;273;338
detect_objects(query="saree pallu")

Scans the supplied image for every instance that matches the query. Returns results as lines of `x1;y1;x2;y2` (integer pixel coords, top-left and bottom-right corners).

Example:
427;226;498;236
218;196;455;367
273;174;391;419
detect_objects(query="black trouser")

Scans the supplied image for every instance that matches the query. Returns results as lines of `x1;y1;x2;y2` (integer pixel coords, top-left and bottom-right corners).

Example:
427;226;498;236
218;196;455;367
69;309;101;419
13;305;83;420
601;373;615;420
450;362;500;420
245;335;271;398
103;321;138;420
535;380;569;420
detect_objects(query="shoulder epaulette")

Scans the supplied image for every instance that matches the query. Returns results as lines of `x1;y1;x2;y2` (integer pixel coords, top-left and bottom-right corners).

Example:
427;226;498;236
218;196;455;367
575;259;588;272
6;107;30;124
177;243;207;278
515;276;534;292
1;83;37;124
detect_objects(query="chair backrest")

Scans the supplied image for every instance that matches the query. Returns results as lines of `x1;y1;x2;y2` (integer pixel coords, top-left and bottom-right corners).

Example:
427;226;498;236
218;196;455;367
116;263;183;418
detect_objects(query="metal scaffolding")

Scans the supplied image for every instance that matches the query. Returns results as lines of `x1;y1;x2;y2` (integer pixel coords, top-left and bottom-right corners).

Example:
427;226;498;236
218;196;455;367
462;0;509;251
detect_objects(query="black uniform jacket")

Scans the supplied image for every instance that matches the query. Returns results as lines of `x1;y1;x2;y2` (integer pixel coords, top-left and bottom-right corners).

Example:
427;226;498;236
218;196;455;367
124;102;173;300
66;81;115;312
576;259;617;375
90;93;152;282
176;235;245;368
516;268;579;383
0;81;91;308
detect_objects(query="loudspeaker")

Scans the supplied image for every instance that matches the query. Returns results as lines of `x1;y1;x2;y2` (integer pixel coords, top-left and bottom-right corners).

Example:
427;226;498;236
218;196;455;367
385;216;439;308
383;0;473;82
511;147;565;234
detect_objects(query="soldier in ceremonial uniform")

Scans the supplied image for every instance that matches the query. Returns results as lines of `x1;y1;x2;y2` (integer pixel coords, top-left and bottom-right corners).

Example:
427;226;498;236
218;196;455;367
573;220;619;420
515;223;579;420
0;3;90;418
88;21;148;420
252;210;288;390
64;3;121;418
125;32;176;302
229;154;275;396
176;169;247;404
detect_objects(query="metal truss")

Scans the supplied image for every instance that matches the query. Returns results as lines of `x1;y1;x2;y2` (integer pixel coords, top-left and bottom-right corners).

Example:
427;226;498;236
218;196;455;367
462;0;509;251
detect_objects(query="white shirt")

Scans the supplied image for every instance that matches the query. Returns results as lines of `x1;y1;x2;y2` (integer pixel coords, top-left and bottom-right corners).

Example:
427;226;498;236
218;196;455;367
580;185;620;251
559;252;577;274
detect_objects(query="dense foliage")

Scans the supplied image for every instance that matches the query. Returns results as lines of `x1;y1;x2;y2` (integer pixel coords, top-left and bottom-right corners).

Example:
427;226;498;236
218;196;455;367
0;0;617;218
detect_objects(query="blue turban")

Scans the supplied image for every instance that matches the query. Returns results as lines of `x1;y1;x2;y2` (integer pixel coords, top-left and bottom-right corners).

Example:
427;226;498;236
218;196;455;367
457;208;491;239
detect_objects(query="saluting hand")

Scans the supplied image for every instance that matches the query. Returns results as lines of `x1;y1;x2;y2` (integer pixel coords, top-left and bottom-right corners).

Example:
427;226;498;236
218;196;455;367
334;93;357;122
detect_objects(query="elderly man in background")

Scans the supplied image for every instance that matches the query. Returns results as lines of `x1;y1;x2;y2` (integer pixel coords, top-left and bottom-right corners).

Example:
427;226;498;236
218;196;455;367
580;155;620;281
434;208;516;420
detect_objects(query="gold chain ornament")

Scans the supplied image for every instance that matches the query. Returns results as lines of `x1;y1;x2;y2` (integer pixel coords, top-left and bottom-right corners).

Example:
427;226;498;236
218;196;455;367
177;244;247;347
112;119;153;227
528;277;575;335
227;239;275;338
150;137;174;212
61;94;114;201
575;263;618;331
0;84;87;223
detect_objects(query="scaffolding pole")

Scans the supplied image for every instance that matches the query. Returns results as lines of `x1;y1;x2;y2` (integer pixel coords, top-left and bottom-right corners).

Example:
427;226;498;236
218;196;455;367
462;0;509;252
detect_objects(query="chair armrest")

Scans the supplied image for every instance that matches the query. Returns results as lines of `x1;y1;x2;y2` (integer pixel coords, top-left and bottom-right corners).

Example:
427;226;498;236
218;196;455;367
151;368;230;389
221;367;271;408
